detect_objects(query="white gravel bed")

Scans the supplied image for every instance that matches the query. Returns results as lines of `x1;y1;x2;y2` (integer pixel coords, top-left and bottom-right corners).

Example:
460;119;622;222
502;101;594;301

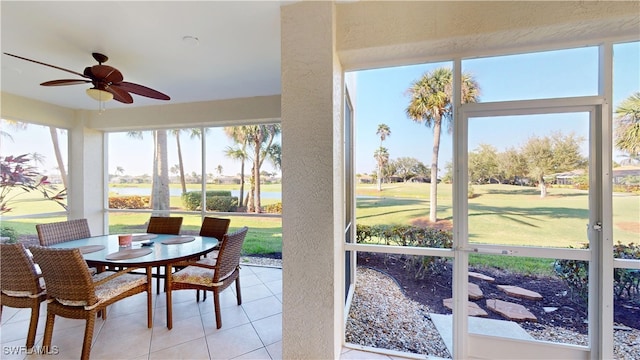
346;267;640;360
345;267;451;358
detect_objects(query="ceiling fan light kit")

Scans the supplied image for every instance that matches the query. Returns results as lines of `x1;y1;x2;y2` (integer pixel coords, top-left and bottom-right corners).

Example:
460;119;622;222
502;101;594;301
86;88;114;102
3;52;170;105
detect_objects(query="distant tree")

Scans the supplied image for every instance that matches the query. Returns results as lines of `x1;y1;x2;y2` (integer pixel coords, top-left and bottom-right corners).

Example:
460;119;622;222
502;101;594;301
216;164;223;177
374;147;390;184
497;147;528;185
375;124;391;191
116;166;125;176
406;67;480;222
522;132;586;197
468;144;499;184
225;145;248;207
392;157;428;182
614;92;640;164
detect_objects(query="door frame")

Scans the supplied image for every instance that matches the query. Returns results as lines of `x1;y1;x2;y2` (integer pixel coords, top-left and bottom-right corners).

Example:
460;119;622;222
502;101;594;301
453;96;612;359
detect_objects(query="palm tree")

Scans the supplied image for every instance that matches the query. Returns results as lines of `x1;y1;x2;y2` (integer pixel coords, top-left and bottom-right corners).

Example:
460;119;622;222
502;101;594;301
374;147;389;185
615;92;640;164
224;127;251;208
224;146;247;206
375;124;391;191
171;128;206;195
127;130;170;214
406;67;480;222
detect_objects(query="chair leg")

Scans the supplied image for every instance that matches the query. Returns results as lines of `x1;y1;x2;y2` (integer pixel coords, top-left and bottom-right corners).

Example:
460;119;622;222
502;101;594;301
81;312;97;360
235;277;242;305
156;266;162;294
26;301;40;348
196;289;200;302
42;310;55;350
147;267;153;328
213;291;222;329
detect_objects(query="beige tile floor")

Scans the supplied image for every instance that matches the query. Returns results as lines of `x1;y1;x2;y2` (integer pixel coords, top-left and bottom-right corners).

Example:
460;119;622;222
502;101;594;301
1;265;402;360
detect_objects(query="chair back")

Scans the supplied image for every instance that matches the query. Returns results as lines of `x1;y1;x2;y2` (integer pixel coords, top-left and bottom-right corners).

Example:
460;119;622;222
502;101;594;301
30;247;98;306
199;217;230;240
0;243;43;295
36;219;91;246
213;226;248;283
146;216;183;235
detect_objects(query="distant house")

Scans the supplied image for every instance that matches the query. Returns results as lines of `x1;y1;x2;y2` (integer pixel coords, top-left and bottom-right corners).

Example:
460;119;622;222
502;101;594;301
358;175;373;184
553;169;585;185
613;166;640;184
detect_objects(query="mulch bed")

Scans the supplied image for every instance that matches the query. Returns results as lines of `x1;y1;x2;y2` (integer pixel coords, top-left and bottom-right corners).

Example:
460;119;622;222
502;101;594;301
357;251;640;333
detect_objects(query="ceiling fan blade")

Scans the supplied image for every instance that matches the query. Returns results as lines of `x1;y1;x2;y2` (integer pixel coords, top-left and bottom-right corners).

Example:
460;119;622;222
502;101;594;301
41;79;92;86
105;85;133;104
3;52;89;79
90;65;123;83
115;82;170;100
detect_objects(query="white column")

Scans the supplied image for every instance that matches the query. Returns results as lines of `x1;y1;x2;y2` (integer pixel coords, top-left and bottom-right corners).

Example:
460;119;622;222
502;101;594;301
68;112;106;235
281;2;344;359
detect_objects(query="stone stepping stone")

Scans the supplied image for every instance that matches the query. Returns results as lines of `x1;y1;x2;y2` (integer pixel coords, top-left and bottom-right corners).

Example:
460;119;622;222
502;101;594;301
469;271;495;282
468;282;483;300
486;299;537;322
443;298;488;317
497;285;543;301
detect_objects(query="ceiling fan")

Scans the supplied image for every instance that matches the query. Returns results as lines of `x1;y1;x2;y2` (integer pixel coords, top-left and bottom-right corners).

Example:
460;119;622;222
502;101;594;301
3;52;170;104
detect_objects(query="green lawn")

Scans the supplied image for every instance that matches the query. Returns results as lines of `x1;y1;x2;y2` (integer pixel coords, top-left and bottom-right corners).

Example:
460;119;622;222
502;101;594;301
4;182;638;268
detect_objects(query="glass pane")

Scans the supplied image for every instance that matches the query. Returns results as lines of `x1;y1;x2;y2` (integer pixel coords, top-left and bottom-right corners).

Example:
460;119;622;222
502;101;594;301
347;254;453;358
468;255;589;347
467;113;589;248
612;40;640;358
0;120;68;216
462;47;598;102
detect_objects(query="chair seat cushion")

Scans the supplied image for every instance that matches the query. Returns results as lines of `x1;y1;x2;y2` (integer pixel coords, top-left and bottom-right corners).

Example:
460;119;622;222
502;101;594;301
173;266;218;287
54;272;147;310
1;277;46;298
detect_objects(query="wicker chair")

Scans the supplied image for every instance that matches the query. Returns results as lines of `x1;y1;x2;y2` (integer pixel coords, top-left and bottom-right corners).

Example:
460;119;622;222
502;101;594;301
30;246;152;360
166;226;248;329
36;218;91;246
146;216;183;236
146;216;183;293
36;219;96;275
193;217;231;300
0;243;47;349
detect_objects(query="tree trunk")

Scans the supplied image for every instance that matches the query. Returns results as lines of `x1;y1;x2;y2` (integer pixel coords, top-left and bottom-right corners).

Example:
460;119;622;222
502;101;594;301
539;175;547;198
152;130;171;215
429;120;442;223
254;142;262;213
238;159;245;207
176;133;187;195
49;127;68;189
377;165;382;191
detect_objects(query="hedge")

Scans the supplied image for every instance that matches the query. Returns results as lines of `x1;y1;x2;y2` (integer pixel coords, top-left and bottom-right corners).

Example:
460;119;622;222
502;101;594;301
181;191;238;212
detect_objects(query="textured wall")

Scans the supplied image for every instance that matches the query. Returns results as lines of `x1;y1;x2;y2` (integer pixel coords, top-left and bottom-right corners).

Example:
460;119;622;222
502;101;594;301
336;1;640;69
281;2;343;359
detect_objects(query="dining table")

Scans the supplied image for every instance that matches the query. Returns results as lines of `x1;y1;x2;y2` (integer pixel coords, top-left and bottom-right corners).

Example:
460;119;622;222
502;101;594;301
47;233;219;328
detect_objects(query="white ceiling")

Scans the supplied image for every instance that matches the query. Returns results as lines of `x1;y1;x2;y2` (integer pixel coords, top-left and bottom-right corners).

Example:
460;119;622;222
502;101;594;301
1;1;286;110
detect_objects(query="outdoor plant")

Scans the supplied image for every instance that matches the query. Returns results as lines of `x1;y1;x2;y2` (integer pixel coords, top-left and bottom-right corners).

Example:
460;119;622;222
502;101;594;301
109;195;149;209
0;154;66;214
181;190;236;211
0;226;18;243
355;224;453;278
555;241;640;303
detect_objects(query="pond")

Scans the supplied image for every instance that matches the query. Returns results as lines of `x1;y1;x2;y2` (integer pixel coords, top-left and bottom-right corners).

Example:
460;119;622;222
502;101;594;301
109;187;282;199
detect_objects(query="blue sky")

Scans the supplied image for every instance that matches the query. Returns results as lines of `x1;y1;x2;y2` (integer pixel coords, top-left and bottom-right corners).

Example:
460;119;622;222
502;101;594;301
353;42;639;175
2;42;638;178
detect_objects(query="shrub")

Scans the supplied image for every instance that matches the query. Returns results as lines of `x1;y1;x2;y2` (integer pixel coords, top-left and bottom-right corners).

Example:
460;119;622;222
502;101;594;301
109;195;149;209
355;224;453;278
263;202;282;214
555;242;640;303
0;226;18;243
182;191;237;212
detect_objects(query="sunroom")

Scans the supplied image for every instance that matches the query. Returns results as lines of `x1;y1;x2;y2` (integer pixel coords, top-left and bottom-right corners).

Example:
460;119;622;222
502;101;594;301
2;2;639;359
